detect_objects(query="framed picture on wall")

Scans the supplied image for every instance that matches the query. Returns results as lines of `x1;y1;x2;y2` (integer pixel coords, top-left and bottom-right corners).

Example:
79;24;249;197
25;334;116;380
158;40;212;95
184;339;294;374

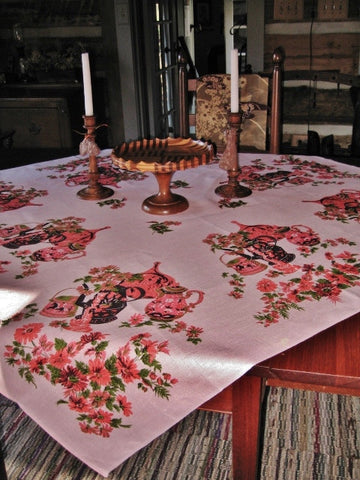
195;1;211;28
273;0;304;20
317;0;348;19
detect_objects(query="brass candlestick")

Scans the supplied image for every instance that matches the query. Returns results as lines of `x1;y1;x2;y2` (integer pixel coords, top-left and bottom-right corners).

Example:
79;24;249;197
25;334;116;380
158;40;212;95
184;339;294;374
215;112;252;198
77;115;114;200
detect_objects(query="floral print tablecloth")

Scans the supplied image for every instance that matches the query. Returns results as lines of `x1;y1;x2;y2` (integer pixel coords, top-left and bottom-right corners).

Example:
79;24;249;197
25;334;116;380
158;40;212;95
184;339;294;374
0;151;359;476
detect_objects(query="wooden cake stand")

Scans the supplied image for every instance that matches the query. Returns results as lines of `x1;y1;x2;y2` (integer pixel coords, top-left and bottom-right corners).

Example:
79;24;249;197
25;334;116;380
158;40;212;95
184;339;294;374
111;137;214;215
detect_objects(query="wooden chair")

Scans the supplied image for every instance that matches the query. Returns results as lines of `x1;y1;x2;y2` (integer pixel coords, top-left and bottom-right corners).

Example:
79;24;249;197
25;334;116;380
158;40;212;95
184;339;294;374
178;47;284;154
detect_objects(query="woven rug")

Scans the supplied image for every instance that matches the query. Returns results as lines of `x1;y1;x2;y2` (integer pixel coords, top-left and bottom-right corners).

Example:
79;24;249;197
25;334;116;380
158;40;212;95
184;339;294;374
0;394;232;480
2;388;360;479
261;387;360;480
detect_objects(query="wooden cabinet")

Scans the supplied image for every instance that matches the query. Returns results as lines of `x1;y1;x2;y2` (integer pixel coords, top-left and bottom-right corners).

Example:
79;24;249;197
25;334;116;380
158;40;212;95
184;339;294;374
0;97;72;149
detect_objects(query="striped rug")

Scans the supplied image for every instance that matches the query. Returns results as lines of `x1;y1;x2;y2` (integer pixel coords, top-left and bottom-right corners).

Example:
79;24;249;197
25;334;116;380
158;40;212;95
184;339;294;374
0;395;232;480
2;387;360;479
260;387;360;480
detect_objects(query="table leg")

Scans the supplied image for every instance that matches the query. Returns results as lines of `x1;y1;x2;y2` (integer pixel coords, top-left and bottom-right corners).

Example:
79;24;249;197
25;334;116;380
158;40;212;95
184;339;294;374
0;448;7;480
232;375;266;480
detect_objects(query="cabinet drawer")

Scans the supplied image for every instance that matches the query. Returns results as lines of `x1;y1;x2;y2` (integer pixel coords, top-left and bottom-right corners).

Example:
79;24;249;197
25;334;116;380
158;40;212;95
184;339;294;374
0;97;72;148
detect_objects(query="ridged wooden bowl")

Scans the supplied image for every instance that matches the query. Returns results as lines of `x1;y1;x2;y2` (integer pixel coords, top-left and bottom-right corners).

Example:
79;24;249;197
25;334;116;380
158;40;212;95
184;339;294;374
111;137;214;173
111;138;214;215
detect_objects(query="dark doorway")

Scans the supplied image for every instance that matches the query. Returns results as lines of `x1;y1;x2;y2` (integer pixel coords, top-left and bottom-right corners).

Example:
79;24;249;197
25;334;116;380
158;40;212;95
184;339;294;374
130;0;183;138
193;0;225;75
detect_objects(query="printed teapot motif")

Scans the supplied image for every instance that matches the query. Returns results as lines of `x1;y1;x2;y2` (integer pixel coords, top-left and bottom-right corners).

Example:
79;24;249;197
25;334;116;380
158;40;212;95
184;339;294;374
40;262;205;330
0;181;47;212
304;189;360;222
145;286;204;321
0;217;110;277
206;222;321;277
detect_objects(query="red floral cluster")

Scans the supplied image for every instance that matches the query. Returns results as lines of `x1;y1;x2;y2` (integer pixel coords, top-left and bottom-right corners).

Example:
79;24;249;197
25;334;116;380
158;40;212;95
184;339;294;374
237;156;360;192
4;325;178;437
120;313;204;345
256;248;360;326
204;227;360;327
37;155;147;191
0;181;47;212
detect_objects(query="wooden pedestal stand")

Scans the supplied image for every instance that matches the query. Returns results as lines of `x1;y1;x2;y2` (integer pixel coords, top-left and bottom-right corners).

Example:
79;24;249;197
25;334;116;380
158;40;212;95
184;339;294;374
215;112;252;198
77;115;114;200
142;171;189;215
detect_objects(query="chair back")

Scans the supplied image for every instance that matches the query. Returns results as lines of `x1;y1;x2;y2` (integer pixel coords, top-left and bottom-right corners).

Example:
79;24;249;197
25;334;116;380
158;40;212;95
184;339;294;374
178;48;285;154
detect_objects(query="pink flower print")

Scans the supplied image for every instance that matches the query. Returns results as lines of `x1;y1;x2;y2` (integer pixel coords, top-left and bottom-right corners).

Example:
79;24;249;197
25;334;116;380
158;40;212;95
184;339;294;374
14;323;43;344
171;321;187;333
31;336;54;357
335;251;355;260
129;332;151;343
80;332;107;345
129;313;145;325
88;358;111;386
98;424;113;438
80;422;98;434
4;345;21;364
116;348;140;384
89;409;113;426
141;339;160;363
313;281;340;300
38;334;54;351
0;260;10;273
157;341;170;355
58;366;88;392
186;326;203;339
257;278;277;293
49;349;70;369
29;356;47;373
68;395;91;413
117;395;133;416
298;275;314;292
90;390;111;408
325;251;334;260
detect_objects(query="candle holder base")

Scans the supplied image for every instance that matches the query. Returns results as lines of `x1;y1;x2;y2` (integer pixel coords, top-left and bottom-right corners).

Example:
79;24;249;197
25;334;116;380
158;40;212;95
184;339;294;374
215;170;252;198
77;115;114;201
215;111;252;198
77;181;114;201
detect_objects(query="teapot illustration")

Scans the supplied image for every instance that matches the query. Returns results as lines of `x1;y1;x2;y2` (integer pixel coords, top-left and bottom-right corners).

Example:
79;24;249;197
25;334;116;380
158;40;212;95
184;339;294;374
40;289;79;318
121;261;178;298
145;285;204;321
304;189;360;212
285;224;320;246
220;253;267;275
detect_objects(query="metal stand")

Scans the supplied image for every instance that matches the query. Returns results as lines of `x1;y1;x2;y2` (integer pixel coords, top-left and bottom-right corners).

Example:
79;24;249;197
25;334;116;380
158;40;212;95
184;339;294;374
215;112;252;198
77;115;114;200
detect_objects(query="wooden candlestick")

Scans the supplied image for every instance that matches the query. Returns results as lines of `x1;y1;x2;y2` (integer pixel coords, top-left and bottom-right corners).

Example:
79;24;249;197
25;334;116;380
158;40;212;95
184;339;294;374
215;112;252;198
77;115;114;200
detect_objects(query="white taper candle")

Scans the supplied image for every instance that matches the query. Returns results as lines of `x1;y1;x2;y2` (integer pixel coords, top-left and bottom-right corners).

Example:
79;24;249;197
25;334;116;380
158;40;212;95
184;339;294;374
230;49;239;113
81;52;94;116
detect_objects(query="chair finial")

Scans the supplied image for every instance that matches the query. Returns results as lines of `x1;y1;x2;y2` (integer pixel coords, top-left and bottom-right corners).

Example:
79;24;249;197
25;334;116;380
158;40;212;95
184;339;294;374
178;47;187;67
272;47;285;67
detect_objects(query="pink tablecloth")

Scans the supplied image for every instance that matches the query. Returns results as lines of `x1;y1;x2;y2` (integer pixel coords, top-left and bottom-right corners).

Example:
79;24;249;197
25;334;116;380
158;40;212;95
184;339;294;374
0;150;359;476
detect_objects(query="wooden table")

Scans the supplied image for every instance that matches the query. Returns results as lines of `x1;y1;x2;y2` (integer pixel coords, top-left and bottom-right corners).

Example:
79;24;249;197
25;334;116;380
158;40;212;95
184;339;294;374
2;310;358;480
201;311;360;479
1;151;359;477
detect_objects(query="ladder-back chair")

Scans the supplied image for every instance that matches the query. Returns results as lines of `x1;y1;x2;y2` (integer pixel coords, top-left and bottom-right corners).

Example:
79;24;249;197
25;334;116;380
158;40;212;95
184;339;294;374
178;48;285;154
